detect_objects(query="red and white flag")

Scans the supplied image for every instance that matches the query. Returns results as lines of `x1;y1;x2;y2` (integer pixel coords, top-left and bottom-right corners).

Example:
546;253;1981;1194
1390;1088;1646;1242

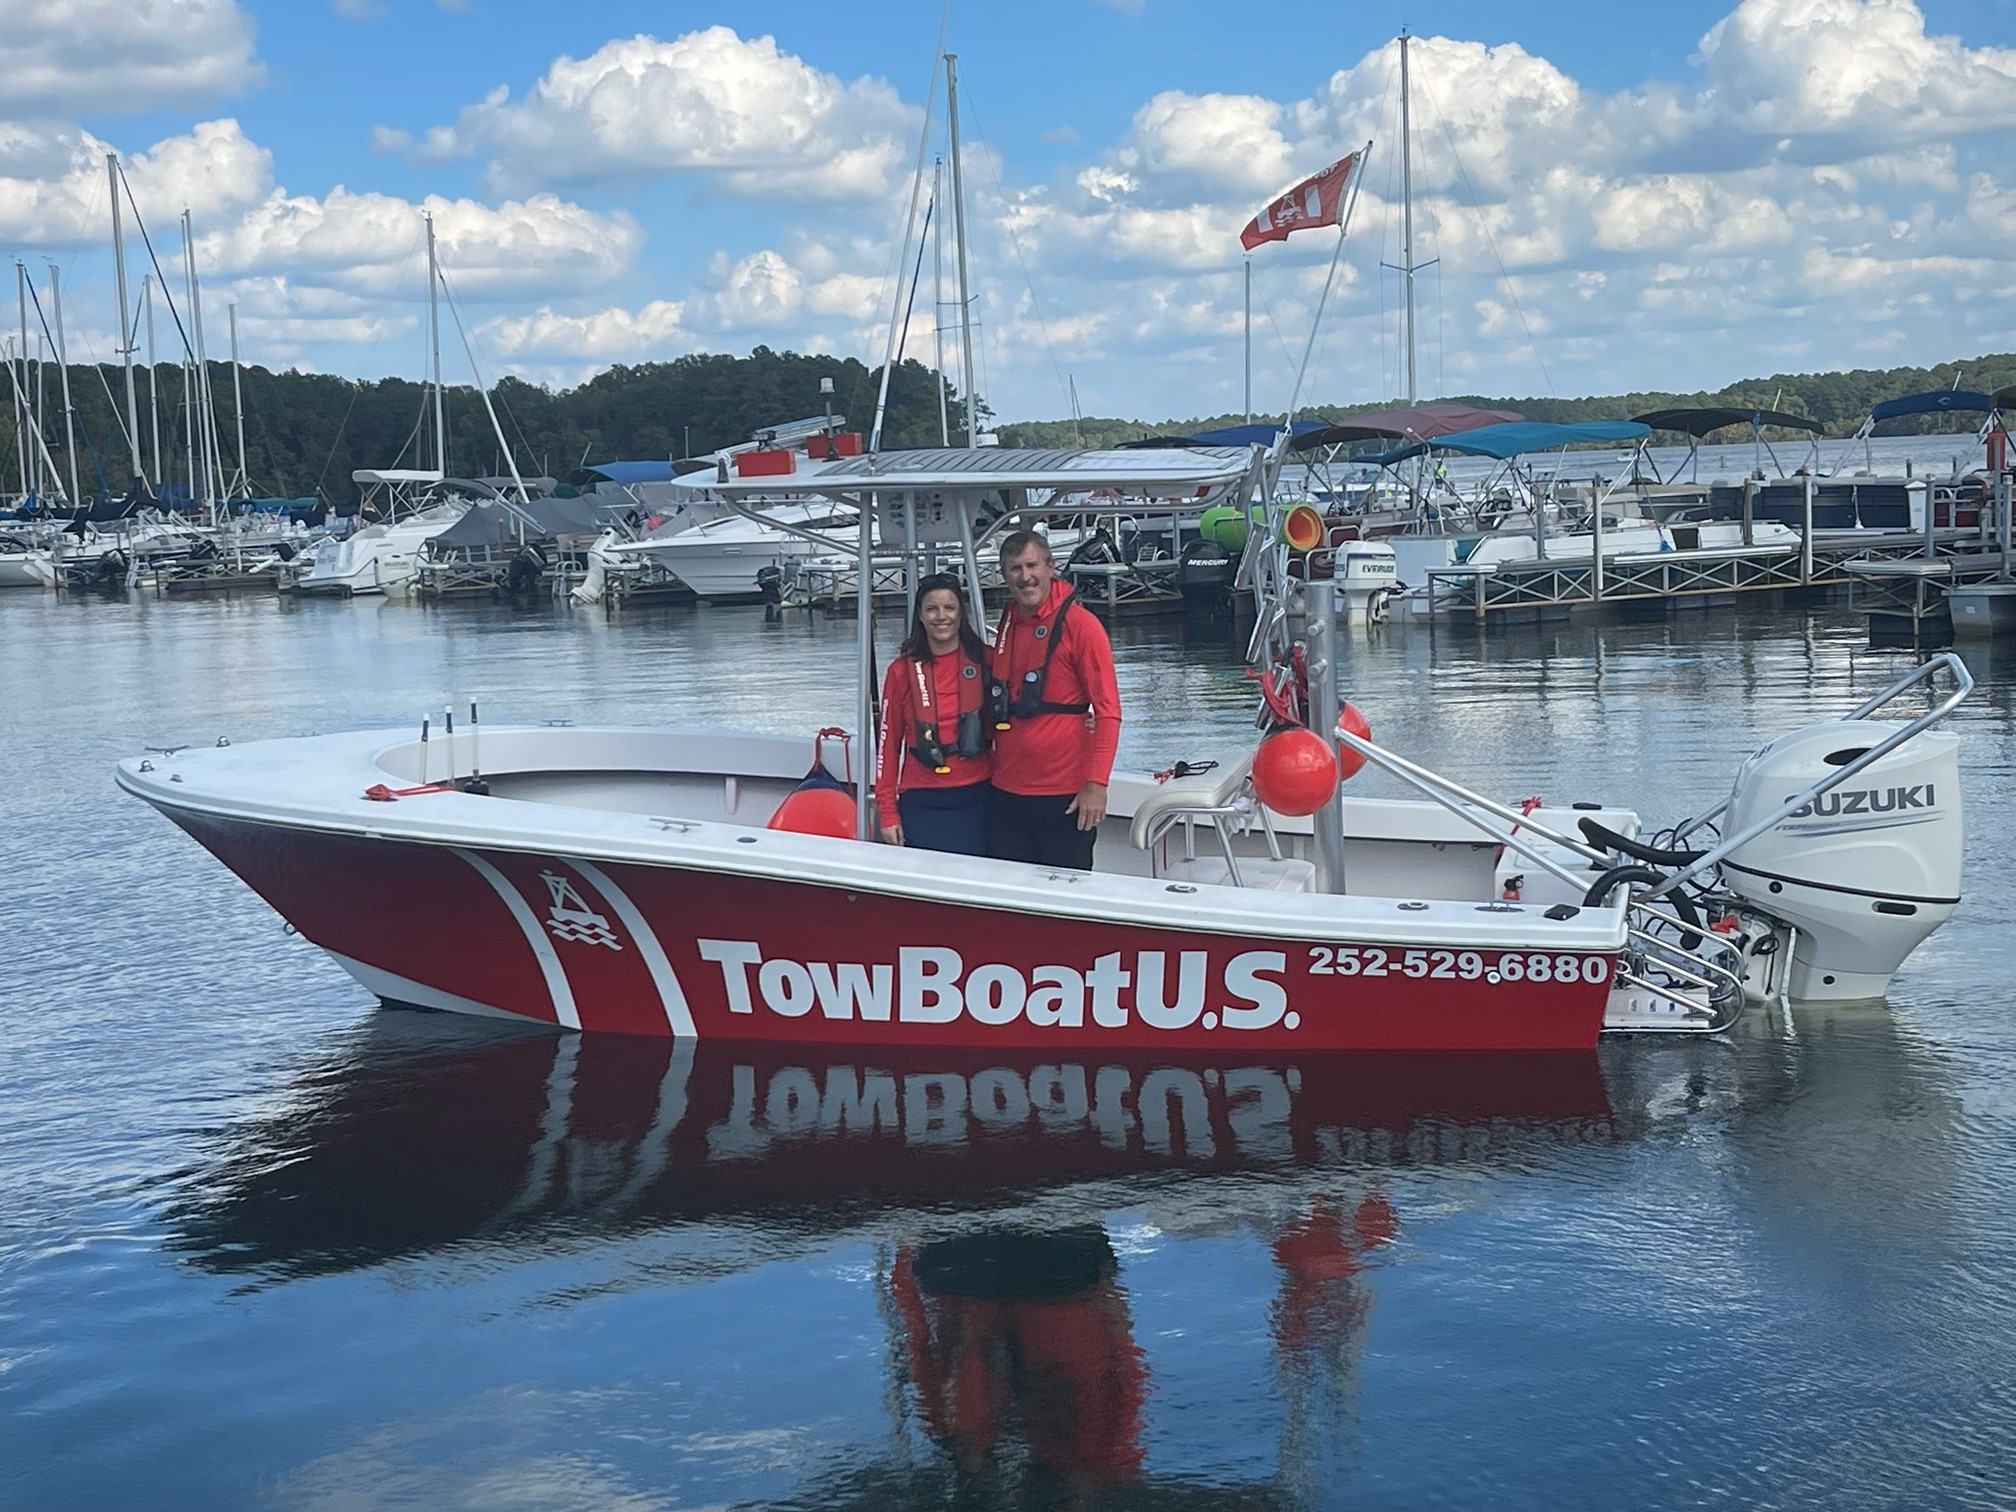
1239;152;1360;251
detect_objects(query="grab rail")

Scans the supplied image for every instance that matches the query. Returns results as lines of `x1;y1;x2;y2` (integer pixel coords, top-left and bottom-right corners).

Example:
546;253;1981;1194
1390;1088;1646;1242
1642;651;1972;904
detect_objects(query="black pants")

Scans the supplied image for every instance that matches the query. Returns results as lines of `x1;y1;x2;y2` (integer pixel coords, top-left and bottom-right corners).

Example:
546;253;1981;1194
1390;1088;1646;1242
985;785;1096;870
897;783;988;856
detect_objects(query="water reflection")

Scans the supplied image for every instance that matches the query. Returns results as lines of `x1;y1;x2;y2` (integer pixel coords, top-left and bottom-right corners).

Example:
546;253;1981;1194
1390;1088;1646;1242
154;999;1990;1509
165;1012;1614;1282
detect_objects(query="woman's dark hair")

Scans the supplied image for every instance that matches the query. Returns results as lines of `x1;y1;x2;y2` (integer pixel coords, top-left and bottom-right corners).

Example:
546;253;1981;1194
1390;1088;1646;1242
899;573;989;662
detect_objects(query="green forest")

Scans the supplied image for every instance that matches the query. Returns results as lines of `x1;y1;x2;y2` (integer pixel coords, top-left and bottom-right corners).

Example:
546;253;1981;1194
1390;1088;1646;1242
997;354;2016;450
0;347;968;507
2;344;2006;507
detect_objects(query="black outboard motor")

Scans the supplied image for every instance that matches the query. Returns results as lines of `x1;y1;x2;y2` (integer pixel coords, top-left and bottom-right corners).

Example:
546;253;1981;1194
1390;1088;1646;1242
1177;538;1233;605
756;564;784;605
505;541;548;595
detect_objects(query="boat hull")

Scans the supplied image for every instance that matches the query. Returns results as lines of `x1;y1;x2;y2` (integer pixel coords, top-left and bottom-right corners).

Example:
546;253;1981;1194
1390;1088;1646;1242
163;808;1615;1053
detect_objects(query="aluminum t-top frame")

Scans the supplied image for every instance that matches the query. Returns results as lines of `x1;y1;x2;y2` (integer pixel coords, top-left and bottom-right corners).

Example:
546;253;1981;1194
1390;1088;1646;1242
670;444;1273;840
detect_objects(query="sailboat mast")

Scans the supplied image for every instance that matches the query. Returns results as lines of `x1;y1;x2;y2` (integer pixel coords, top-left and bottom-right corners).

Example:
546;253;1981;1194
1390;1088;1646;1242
143;275;162;489
944;53;980;449
1400;29;1417;404
932;156;949;447
47;263;81;505
17;263;35;498
180;220;199;510
7;337;21;500
228;303;247;495
426;213;445;475
107;156;144;487
184;210;226;512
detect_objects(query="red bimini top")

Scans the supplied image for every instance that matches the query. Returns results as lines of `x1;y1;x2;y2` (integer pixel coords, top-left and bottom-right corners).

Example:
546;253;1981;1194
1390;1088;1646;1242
988;577;1121;798
875;649;992;826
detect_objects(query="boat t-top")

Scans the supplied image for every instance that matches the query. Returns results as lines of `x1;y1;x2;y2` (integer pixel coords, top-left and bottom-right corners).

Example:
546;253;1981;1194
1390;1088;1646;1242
118;441;1969;1051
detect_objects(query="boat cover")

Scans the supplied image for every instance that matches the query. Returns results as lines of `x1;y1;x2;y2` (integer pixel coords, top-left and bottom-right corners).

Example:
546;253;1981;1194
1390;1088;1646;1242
1364;419;1651;464
1289;402;1527;451
573;461;681;486
428;496;610;547
1119;420;1325;449
1632;407;1823;436
1868;390;1999;423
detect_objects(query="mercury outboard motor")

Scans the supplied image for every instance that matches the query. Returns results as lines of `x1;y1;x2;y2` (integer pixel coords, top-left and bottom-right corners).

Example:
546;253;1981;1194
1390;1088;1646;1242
1176;538;1232;604
1720;719;1962;1000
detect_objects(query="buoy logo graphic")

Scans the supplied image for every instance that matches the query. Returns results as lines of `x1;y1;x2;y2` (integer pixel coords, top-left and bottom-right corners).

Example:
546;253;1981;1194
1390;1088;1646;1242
540;869;623;951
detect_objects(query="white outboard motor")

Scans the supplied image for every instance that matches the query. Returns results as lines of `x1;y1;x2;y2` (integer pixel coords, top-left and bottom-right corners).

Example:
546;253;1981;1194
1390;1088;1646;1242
1334;539;1398;625
1721;719;1962;1000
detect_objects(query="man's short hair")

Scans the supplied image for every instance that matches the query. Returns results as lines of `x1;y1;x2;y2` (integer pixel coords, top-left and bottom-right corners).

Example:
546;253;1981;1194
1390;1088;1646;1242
998;528;1053;566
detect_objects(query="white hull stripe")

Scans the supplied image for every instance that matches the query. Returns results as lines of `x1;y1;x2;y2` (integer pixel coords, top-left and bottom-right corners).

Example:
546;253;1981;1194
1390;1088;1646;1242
574;859;699;1037
454;847;583;1030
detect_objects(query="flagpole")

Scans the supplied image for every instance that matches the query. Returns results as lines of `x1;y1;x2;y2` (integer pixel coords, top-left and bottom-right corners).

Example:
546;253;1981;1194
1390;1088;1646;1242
1284;146;1370;425
1243;258;1252;426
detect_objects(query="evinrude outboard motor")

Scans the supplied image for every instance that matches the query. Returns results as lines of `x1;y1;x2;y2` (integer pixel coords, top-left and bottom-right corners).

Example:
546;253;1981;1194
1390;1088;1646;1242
1721;718;1962;1000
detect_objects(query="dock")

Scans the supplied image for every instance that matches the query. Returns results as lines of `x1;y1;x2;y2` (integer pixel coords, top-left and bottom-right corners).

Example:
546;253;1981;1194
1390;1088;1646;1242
1420;527;1994;625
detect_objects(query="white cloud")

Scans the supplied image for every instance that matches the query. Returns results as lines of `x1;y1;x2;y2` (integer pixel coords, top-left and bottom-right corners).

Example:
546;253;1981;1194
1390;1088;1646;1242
194;189;642;299
1696;0;2016;147
0;118;271;246
0;0;261;115
387;27;919;201
483;299;695;363
1111;92;1295;201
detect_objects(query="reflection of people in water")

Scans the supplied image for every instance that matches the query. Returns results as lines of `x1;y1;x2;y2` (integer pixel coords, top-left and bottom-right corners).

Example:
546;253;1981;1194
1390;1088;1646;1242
890;1227;1146;1487
1271;1189;1397;1357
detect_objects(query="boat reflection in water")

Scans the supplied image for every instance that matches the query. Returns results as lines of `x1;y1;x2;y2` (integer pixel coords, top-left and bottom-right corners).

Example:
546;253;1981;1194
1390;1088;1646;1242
161;1013;1621;1500
160;1004;1974;1505
167;1012;1618;1283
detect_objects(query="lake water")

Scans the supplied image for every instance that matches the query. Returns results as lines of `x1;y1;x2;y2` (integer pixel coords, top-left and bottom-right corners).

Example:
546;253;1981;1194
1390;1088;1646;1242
3;581;2014;1509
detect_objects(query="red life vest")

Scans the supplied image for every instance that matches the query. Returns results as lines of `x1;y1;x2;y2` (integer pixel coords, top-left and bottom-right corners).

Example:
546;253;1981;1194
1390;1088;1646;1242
908;651;987;772
988;587;1090;728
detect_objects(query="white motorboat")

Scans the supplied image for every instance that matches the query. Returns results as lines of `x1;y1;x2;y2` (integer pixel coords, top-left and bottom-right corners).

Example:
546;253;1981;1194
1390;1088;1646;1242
285;496;465;597
0;531;57;588
616;499;863;603
119;447;1972;1053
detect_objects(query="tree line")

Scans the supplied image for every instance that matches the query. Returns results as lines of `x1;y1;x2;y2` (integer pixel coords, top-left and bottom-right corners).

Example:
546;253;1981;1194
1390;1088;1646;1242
0;346;968;507
996;353;2016;450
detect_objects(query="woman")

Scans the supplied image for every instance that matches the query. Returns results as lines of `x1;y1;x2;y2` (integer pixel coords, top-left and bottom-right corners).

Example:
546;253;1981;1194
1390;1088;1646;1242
876;574;991;855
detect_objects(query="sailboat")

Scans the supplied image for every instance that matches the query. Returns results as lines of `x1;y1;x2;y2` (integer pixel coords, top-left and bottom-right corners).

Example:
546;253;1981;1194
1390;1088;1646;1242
285;216;472;597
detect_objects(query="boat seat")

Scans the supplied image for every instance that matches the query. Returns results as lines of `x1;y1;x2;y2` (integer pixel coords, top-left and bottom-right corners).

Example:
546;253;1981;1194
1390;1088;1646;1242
1163;855;1316;893
1128;753;1255;852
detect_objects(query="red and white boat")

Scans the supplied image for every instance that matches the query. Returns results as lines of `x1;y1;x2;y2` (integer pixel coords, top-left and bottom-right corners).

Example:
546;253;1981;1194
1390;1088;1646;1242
118;448;1971;1052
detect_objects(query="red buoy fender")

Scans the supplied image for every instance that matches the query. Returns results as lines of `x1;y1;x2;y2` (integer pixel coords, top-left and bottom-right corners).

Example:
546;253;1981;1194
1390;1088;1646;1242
766;785;857;838
1336;701;1371;780
1251;728;1338;816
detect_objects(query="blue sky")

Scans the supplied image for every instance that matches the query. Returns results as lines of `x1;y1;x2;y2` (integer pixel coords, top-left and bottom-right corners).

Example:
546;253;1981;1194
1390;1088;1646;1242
13;0;2016;424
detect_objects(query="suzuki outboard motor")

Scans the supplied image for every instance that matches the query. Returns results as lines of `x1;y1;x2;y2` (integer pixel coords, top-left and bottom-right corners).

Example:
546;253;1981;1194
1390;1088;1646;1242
1721;719;1962;1000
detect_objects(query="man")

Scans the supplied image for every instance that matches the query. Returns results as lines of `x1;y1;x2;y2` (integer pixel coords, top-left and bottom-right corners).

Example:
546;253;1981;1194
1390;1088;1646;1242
985;530;1121;869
